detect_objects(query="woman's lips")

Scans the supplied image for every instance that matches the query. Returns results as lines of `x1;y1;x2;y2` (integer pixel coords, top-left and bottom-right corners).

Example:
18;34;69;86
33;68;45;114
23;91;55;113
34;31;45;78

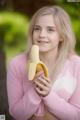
37;41;48;43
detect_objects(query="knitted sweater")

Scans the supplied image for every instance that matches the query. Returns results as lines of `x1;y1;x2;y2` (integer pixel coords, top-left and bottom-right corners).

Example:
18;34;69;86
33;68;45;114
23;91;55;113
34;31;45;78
7;53;80;120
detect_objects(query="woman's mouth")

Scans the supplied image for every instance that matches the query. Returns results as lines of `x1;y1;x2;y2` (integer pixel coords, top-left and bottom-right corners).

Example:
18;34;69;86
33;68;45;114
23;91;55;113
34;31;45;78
37;40;48;43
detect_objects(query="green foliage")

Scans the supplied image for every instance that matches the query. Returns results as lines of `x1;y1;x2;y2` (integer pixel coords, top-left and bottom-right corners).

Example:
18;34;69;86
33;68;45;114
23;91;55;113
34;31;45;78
58;3;80;54
73;20;80;54
0;11;29;46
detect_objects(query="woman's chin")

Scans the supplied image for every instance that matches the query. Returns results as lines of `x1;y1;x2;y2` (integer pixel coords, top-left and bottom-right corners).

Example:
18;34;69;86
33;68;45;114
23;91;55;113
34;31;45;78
39;48;50;53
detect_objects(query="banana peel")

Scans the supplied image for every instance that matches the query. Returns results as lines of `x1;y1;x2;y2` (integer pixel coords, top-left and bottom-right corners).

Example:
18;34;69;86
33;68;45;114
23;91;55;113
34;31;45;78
28;45;49;80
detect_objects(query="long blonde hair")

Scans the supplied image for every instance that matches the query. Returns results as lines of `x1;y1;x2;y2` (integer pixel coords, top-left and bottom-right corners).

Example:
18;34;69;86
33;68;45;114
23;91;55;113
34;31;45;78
27;5;76;81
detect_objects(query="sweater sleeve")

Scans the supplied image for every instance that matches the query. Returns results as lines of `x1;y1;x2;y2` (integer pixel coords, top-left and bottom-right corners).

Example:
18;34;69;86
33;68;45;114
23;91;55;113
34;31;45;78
42;91;79;120
7;59;41;120
42;59;80;120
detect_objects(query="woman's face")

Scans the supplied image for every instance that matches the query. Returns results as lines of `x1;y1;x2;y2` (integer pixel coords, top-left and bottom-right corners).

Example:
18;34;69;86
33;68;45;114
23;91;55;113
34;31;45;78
32;14;60;52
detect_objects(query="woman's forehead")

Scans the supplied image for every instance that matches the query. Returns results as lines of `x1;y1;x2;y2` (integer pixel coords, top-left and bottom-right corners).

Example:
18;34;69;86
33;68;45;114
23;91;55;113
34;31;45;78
34;14;56;26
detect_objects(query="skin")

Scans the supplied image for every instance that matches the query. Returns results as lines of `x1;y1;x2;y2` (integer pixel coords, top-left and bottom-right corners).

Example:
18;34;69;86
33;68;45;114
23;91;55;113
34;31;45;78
33;15;60;53
32;15;61;97
33;71;52;97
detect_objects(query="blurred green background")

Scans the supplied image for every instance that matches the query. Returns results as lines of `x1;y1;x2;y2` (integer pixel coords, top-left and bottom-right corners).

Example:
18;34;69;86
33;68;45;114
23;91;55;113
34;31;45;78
0;11;29;63
0;0;80;120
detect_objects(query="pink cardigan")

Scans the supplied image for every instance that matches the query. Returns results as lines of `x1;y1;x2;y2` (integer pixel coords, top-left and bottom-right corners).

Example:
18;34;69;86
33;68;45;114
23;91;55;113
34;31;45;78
7;53;80;120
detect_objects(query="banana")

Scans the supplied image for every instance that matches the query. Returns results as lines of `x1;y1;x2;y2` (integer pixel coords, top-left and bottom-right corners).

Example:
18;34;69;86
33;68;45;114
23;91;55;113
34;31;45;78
28;45;49;80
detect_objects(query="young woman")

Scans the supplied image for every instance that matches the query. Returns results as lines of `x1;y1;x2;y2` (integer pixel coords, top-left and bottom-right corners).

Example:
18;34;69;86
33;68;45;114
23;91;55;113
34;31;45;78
7;6;80;120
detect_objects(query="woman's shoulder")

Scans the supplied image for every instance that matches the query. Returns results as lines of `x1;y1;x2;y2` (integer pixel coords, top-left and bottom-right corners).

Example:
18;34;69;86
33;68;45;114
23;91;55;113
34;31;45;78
69;54;80;65
63;54;80;74
8;52;28;68
69;54;80;73
11;52;27;62
7;52;30;77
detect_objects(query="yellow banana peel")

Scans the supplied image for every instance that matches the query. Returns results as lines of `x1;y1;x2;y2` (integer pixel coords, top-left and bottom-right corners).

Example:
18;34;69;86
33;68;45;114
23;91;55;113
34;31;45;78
28;45;49;80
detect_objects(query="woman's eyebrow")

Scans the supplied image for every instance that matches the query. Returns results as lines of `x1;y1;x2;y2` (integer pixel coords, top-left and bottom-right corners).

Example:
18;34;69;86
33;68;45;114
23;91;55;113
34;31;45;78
47;26;56;29
47;25;56;28
34;25;40;27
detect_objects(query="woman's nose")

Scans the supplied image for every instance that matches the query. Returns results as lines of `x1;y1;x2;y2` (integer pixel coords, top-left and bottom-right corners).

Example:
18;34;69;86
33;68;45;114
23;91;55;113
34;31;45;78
39;29;46;38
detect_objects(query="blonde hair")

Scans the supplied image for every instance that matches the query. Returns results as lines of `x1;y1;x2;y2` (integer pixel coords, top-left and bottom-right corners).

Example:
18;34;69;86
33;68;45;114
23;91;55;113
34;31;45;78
27;5;76;81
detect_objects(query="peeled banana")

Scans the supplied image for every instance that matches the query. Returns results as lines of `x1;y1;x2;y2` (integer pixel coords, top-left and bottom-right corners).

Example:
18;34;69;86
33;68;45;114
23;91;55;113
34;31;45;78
28;45;49;80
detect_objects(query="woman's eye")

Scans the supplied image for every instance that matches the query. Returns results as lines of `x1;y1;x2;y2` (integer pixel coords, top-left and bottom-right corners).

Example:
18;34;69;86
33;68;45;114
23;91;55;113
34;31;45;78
47;28;55;32
34;27;40;31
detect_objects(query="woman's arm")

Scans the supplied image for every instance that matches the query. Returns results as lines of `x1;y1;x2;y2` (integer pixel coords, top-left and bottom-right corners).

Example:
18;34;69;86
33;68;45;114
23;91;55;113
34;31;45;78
34;68;80;120
42;63;80;120
7;59;41;120
42;90;79;120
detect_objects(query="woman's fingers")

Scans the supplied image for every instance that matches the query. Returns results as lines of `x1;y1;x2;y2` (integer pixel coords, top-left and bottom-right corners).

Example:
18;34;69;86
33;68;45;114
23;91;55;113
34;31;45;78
34;79;48;91
38;76;51;87
35;85;49;96
41;75;51;84
34;71;44;79
42;75;50;82
34;75;52;96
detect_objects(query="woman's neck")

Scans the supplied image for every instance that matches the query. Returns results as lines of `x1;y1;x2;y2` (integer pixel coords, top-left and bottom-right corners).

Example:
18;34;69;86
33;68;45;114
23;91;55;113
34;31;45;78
40;49;58;69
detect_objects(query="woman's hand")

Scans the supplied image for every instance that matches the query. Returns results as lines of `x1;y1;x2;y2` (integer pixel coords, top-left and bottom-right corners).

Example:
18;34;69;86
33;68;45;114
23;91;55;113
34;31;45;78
33;71;52;97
